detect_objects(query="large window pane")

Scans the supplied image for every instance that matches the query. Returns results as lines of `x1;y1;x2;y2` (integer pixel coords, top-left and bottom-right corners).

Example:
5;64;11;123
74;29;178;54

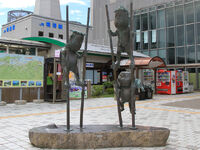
186;24;194;45
176;26;184;46
187;46;195;63
135;30;141;50
197;23;200;44
158;29;166;48
167;28;175;47
142;50;149;56
142;31;148;49
197;45;200;63
185;3;194;24
166;7;174;27
158;49;166;63
150;30;157;48
149;11;156;29
175;5;184;25
149;50;157;57
141;13;148;31
176;47;185;64
157;9;165;28
134;15;140;31
167;48;175;64
196;1;200;22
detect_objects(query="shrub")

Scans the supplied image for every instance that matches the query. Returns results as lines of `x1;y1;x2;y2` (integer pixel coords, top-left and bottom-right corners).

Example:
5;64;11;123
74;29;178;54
92;85;104;96
105;88;114;94
103;81;113;89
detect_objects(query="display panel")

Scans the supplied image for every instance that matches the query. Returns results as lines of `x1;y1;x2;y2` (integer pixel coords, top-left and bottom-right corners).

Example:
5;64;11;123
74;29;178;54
0;54;44;88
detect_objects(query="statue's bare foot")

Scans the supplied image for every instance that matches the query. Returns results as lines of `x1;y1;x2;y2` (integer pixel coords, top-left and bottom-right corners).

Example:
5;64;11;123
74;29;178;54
119;102;124;111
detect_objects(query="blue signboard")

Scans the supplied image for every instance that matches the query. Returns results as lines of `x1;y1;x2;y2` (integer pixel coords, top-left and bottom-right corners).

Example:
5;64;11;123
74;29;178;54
46;22;51;27
53;23;57;28
58;24;63;29
12;25;15;30
39;23;44;26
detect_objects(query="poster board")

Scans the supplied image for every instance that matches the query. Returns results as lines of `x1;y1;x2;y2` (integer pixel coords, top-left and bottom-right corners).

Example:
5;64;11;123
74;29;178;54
69;72;87;99
0;54;44;88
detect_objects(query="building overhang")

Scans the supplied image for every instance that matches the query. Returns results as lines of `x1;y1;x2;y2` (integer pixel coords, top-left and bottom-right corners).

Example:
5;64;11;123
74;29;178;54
23;37;66;47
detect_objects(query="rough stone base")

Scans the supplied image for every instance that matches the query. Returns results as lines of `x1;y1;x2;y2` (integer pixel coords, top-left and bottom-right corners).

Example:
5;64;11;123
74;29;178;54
29;125;170;149
15;100;27;105
0;101;7;106
33;99;44;104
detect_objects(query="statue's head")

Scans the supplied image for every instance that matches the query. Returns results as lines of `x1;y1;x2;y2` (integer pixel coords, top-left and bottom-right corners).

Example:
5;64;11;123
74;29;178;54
118;71;131;87
114;7;129;29
69;31;84;51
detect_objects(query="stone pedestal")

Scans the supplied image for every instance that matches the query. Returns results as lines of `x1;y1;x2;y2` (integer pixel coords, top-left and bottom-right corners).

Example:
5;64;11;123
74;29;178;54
0;101;7;106
15;100;27;105
33;99;44;104
29;125;170;149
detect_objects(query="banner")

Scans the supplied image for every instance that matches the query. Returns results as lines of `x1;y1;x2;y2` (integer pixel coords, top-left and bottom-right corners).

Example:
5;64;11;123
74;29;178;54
0;54;44;88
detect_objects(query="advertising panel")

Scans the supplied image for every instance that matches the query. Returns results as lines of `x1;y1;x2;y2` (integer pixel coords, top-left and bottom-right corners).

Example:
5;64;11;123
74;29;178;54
0;54;44;88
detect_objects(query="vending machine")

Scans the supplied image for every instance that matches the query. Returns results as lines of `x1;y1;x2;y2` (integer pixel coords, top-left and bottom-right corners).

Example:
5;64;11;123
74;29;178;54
176;70;183;94
156;70;176;95
143;69;154;90
183;71;189;93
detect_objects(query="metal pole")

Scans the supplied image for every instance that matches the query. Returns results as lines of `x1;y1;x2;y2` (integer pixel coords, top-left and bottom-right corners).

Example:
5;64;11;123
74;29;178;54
105;5;123;128
0;88;2;102
53;58;57;104
37;87;40;100
129;3;136;129
80;7;90;129
66;5;70;131
20;88;23;100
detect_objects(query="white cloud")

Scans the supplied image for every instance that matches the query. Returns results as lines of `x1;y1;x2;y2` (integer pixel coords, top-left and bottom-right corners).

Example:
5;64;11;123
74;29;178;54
0;12;5;16
0;0;87;9
70;10;81;15
0;0;35;8
60;0;86;6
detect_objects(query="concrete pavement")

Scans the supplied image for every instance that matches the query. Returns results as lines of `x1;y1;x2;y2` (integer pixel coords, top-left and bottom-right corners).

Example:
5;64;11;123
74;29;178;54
0;92;200;150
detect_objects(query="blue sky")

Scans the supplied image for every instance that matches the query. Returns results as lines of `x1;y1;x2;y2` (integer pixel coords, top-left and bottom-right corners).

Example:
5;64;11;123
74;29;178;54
0;0;90;35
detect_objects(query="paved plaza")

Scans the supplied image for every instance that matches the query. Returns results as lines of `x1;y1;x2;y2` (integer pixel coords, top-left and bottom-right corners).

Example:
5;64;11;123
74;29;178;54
0;92;200;150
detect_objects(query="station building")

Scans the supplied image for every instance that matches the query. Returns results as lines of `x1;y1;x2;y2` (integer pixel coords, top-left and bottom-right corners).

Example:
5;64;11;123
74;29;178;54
91;0;200;90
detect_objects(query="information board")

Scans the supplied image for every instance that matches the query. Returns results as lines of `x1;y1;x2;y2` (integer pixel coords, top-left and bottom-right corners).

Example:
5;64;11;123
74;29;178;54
0;54;44;88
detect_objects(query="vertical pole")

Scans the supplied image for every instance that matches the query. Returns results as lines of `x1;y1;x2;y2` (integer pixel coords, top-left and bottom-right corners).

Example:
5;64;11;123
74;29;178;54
105;5;123;128
129;2;136;129
35;48;38;56
20;88;23;100
66;5;70;131
0;88;2;102
154;68;157;94
80;7;90;129
53;58;57;103
37;87;40;100
6;45;9;54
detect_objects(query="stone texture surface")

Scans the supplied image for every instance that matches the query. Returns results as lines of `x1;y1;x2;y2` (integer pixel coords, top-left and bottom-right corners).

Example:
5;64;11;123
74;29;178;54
33;99;44;104
14;100;27;105
29;125;170;149
0;101;7;106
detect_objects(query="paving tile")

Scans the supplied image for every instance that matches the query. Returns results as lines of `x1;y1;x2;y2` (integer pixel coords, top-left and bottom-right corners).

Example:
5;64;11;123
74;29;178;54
0;92;200;150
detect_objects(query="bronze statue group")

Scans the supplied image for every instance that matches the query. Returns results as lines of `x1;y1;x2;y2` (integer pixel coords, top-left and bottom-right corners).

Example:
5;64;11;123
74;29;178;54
61;3;136;131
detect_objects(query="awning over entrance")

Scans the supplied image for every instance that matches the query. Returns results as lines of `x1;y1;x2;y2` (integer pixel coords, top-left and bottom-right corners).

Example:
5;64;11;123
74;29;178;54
22;37;66;47
120;56;166;69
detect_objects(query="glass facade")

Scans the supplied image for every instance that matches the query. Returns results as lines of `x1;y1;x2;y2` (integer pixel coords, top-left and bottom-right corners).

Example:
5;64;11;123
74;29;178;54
134;0;200;65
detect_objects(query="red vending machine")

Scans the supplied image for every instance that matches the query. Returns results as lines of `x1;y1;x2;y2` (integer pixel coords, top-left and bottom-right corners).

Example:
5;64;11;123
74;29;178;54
156;70;176;95
176;70;183;94
183;71;189;93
